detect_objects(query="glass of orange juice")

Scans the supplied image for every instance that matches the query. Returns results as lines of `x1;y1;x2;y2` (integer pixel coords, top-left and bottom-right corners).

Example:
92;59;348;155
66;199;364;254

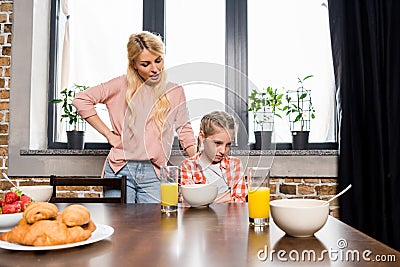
160;166;179;213
247;167;271;227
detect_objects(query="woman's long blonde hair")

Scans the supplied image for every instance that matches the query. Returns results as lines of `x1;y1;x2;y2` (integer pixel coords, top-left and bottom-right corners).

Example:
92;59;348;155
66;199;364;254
126;31;170;136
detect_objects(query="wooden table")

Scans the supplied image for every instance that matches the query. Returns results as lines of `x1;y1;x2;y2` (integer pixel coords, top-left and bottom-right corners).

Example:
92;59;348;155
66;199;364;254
0;203;398;267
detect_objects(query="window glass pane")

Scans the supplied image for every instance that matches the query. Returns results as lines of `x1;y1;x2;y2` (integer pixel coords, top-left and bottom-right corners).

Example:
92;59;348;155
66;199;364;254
165;0;225;135
55;0;143;143
248;0;336;143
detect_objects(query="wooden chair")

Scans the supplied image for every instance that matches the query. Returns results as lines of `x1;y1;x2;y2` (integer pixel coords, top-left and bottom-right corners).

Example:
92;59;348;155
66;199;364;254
50;175;127;203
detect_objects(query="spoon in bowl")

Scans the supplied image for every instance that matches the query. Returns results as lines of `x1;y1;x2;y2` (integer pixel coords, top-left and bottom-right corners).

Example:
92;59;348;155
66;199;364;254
323;184;352;205
2;173;20;190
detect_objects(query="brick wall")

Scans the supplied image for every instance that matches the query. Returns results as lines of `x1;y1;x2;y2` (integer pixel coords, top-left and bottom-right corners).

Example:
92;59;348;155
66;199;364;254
0;1;11;176
0;176;103;200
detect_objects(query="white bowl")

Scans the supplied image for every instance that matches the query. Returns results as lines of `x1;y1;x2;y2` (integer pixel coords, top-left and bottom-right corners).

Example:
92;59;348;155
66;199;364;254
270;199;329;237
181;184;218;207
0;212;23;231
13;186;53;202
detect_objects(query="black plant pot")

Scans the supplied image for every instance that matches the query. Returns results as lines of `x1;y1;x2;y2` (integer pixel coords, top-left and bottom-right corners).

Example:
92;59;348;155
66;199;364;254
66;130;85;150
254;131;272;150
291;131;309;150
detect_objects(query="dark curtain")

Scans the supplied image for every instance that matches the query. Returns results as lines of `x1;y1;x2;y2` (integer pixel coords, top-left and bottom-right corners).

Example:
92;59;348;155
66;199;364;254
328;0;400;251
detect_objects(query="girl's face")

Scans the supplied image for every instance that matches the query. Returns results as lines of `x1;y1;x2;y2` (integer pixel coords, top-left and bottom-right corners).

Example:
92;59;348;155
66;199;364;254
134;49;164;83
200;127;233;163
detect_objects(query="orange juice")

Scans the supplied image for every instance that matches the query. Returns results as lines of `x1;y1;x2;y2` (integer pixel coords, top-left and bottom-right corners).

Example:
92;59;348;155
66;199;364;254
248;187;270;219
161;183;178;206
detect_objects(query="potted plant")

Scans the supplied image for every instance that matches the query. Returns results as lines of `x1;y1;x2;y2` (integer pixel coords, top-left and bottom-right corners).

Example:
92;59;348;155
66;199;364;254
51;84;88;149
248;86;283;149
283;75;316;149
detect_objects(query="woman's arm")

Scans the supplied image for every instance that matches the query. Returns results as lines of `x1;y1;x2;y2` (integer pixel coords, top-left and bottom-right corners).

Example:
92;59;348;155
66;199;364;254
185;145;197;157
72;76;125;148
85;114;121;148
172;85;197;154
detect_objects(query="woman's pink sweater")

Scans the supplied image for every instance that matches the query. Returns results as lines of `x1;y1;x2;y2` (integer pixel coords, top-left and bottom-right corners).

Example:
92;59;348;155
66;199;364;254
72;75;196;175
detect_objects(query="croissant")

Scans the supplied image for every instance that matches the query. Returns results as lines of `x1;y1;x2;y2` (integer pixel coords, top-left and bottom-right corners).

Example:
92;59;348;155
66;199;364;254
65;225;93;245
23;202;58;224
82;219;97;232
0;204;96;246
0;219;31;245
1;219;94;246
61;204;90;227
21;219;68;246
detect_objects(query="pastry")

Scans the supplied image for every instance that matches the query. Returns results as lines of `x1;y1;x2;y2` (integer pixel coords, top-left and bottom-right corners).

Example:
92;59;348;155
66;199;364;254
64;225;93;244
0;204;96;246
61;204;90;227
23;202;58;224
82;219;97;232
20;219;68;246
0;219;31;245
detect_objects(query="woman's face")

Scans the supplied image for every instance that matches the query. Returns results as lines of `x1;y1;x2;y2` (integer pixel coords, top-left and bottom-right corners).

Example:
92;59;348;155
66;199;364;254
200;127;233;163
134;49;164;83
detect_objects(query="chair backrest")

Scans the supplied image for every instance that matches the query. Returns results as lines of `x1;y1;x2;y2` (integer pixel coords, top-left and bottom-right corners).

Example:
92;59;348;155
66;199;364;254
50;175;127;204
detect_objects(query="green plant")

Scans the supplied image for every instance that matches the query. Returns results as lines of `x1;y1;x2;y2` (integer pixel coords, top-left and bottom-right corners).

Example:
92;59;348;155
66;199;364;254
283;75;316;131
248;86;283;131
51;84;88;131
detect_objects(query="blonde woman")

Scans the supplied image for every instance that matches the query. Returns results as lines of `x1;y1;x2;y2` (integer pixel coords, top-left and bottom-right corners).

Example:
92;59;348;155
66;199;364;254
181;111;247;203
73;31;196;203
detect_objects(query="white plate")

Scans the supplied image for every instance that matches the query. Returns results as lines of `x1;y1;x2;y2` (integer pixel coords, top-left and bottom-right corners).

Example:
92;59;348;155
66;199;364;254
0;223;114;251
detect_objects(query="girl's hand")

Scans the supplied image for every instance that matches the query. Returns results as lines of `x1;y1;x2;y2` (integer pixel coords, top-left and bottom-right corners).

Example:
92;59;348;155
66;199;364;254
214;192;232;203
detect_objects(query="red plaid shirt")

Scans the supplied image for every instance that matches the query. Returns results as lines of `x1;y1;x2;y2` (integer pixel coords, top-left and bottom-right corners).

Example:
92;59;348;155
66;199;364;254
181;152;247;203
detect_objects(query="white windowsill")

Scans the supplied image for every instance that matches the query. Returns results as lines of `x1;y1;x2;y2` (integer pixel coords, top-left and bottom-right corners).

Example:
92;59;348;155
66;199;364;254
18;149;338;178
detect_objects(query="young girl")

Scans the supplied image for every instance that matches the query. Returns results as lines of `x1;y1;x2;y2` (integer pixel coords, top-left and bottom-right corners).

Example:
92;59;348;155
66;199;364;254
181;111;247;203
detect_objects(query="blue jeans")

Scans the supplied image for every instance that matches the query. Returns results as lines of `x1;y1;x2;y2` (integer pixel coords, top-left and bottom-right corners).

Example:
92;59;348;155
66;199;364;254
103;160;160;203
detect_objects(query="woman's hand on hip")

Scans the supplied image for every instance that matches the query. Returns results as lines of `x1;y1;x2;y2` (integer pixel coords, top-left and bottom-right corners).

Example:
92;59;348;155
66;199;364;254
85;115;121;148
106;132;122;148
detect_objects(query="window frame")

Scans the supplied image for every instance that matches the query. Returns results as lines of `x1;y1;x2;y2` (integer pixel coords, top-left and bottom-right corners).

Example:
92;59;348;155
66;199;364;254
47;0;59;149
48;0;102;149
47;0;338;150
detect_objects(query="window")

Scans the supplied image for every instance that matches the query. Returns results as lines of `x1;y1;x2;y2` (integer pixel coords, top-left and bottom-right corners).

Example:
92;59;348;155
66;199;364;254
48;0;143;148
165;0;225;135
49;0;336;149
248;0;335;143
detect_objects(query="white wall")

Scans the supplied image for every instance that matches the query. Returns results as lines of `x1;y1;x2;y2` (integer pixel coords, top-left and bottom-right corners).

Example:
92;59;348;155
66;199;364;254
9;1;105;176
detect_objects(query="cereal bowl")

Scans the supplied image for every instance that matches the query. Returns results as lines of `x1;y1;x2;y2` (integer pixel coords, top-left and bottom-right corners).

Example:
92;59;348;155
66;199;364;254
181;184;218;207
270;199;329;237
